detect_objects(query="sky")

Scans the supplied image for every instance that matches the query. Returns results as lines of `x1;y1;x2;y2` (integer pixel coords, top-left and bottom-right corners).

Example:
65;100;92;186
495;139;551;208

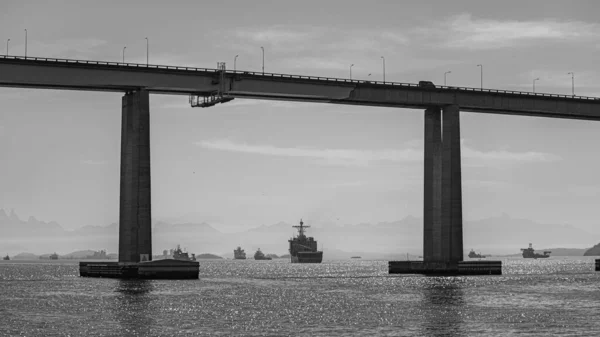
1;0;600;236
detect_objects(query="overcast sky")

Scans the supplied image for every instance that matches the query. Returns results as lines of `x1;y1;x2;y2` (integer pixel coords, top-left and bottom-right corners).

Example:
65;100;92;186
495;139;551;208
1;0;600;234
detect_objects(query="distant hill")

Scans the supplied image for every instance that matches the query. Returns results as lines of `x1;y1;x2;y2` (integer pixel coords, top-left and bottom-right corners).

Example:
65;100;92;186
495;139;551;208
195;253;223;259
584;243;600;256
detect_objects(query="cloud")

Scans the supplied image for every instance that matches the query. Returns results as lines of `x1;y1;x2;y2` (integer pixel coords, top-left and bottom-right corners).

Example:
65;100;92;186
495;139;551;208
422;14;600;50
196;139;422;166
81;160;107;165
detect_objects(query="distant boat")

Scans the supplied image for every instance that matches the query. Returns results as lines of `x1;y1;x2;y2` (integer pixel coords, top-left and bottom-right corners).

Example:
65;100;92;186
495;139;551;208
288;219;323;263
233;246;246;260
254;248;272;260
521;243;551;259
468;249;485;258
49;252;59;260
2;254;9;261
351;256;361;259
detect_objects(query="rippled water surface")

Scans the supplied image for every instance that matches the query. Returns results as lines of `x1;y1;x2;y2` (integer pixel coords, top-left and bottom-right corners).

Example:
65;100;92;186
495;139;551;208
1;257;599;336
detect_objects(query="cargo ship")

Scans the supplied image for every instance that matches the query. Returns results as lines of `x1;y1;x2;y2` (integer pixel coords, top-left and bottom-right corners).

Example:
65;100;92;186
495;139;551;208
172;245;196;261
468;249;485;258
521;243;551;259
254;248;272;260
3;254;9;261
288;219;323;263
234;246;246;259
49;252;59;260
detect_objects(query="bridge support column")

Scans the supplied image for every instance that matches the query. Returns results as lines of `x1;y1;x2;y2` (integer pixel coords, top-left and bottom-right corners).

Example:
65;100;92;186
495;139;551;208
118;89;152;263
423;107;442;262
423;105;463;264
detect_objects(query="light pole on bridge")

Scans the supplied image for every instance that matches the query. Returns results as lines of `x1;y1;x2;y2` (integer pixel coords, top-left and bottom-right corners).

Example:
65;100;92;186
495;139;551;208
122;46;126;63
350;64;354;80
260;46;264;74
381;56;385;82
567;72;575;97
145;37;149;66
533;77;540;93
477;64;483;89
5;38;9;56
24;29;27;59
444;71;451;86
234;54;238;71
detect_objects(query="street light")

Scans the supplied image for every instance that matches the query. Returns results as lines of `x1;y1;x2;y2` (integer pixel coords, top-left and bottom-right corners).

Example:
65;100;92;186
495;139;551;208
234;54;239;71
381;56;385;82
444;71;451;86
145;37;149;66
350;64;354;79
477;64;483;89
122;46;126;63
533;77;540;93
5;38;9;56
567;72;574;97
260;46;264;74
24;29;27;58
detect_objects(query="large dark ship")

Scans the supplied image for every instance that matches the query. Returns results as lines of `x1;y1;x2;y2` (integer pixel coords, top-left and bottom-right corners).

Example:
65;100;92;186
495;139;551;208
49;252;59;260
521;243;551;259
288;219;323;263
468;249;485;258
3;254;9;261
234;247;246;259
254;248;272;260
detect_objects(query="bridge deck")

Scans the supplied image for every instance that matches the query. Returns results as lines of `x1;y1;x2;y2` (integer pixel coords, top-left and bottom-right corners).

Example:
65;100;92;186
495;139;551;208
1;55;599;119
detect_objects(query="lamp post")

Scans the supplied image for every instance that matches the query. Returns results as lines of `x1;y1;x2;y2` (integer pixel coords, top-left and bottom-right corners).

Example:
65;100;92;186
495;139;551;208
24;29;27;58
533;77;540;93
567;72;574;97
477;64;483;89
145;37;149;65
234;54;238;71
381;56;385;82
350;64;354;80
260;46;264;74
5;38;9;56
122;46;126;63
444;71;451;86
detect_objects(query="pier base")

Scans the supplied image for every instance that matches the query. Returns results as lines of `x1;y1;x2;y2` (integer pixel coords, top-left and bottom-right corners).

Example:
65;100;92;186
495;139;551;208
596;259;599;271
79;259;199;279
388;260;502;275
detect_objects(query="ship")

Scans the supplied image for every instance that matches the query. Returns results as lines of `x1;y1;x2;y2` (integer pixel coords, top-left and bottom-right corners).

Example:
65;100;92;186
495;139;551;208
351;256;361;259
288;219;323;263
172;245;196;261
468;249;485;258
254;248;272;260
521;243;551;259
49;252;59;260
3;255;9;261
233;246;246;259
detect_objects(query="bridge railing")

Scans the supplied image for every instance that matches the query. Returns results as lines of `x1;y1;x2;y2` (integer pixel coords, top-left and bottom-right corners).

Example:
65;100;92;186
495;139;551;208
1;55;598;101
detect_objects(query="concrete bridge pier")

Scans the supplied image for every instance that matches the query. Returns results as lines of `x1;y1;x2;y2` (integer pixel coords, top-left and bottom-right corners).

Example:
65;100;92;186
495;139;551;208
390;105;501;275
79;89;199;279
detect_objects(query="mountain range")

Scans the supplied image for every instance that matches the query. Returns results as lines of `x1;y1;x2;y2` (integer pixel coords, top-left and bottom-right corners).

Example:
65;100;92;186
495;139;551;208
1;209;599;258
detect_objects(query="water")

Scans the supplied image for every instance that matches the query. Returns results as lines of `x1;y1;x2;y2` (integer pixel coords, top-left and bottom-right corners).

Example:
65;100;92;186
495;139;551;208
1;257;599;336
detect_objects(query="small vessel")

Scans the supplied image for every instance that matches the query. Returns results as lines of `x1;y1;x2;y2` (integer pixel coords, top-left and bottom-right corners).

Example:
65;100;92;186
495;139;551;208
49;252;59;260
521;243;551;259
172;245;196;261
234;247;247;259
468;249;485;258
351;256;361;259
288;219;323;263
3;254;9;261
254;248;272;260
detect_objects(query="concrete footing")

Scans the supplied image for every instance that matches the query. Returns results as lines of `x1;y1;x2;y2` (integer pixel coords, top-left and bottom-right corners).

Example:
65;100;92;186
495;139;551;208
595;259;599;271
389;260;502;275
79;259;199;279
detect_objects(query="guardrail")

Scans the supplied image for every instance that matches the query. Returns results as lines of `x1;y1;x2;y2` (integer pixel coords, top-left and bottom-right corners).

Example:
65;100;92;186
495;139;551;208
1;55;598;101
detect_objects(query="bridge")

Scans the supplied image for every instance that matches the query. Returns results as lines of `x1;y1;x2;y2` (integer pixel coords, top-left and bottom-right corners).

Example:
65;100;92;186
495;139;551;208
2;55;599;276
